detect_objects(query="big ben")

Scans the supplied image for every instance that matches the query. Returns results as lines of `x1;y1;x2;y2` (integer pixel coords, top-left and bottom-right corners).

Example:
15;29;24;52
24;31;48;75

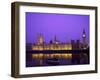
82;29;87;49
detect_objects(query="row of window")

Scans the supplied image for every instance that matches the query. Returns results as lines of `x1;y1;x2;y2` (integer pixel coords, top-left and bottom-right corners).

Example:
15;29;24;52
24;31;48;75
32;45;72;50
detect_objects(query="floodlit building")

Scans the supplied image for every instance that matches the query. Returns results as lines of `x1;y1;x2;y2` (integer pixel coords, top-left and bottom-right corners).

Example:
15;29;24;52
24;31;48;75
32;34;72;51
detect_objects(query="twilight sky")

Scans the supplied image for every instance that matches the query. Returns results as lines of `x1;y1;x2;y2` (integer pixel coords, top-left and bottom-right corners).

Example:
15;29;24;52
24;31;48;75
26;12;90;44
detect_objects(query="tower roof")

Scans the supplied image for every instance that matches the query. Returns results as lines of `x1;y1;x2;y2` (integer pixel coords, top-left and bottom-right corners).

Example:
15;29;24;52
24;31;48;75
83;29;86;34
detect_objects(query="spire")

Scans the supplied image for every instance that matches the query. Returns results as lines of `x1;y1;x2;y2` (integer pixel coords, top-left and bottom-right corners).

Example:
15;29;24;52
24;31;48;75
54;35;57;42
83;29;85;34
37;33;43;45
54;35;59;44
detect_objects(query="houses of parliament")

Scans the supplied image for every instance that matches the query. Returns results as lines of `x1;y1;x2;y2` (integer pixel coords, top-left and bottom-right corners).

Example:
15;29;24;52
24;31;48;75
26;30;89;59
31;30;88;51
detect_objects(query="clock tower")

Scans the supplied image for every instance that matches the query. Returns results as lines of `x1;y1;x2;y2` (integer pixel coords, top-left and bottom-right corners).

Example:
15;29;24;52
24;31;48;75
82;29;87;49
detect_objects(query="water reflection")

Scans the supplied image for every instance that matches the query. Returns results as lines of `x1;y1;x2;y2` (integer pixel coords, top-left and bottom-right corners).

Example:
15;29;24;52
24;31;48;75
26;52;89;67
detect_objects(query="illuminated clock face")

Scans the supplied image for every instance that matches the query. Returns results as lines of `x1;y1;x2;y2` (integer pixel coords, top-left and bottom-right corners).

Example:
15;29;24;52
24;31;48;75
83;34;86;37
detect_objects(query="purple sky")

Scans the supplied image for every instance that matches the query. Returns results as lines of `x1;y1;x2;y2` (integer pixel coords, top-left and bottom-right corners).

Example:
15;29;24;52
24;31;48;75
26;12;90;44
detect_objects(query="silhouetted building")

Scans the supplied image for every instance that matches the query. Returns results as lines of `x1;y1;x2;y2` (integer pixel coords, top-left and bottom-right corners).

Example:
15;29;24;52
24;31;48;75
71;29;89;64
76;40;80;50
26;43;33;62
26;43;32;50
71;40;81;50
71;40;75;50
71;40;81;64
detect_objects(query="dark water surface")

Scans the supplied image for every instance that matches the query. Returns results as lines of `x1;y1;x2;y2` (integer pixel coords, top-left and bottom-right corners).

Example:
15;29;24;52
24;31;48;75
26;52;89;67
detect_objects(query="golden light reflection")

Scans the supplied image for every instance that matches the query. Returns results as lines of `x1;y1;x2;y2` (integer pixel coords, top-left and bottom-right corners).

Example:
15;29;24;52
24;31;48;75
32;53;72;59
